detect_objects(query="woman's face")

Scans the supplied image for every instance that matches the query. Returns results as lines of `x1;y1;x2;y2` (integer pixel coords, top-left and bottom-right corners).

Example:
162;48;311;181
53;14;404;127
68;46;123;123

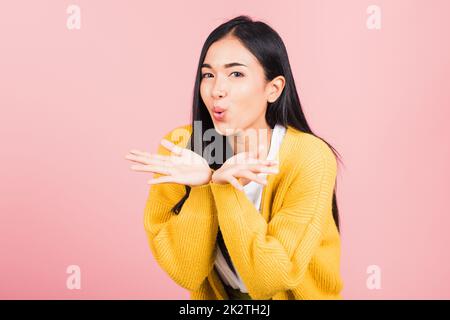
200;36;273;137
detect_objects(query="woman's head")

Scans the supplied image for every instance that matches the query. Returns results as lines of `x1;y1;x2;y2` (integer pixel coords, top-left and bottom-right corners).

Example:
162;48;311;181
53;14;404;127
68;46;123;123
194;15;300;137
200;34;285;136
181;15;342;232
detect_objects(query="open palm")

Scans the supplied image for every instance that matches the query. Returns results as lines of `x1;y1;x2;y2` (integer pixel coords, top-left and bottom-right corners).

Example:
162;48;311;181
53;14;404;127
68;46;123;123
125;138;212;187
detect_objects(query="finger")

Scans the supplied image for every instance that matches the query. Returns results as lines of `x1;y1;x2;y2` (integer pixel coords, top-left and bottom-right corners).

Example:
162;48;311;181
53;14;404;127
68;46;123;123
160;139;183;156
241;152;278;165
236;170;267;185
248;167;279;176
129;151;170;162
238;152;261;165
131;156;171;168
147;176;174;185
129;149;152;157
228;176;244;191
246;149;259;164
125;153;170;167
247;165;279;175
125;154;151;165
259;159;279;166
231;151;249;165
125;154;169;167
131;164;172;175
230;151;277;166
151;158;174;167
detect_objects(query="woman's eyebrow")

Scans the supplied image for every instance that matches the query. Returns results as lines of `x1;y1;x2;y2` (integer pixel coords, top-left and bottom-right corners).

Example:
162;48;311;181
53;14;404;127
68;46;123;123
201;62;248;69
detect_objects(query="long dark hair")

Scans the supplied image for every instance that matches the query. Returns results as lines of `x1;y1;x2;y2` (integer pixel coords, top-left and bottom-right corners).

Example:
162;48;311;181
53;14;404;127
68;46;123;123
170;15;342;233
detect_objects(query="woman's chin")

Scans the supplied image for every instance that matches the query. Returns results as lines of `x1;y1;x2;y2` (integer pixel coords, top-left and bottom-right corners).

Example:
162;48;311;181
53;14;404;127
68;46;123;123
214;123;236;136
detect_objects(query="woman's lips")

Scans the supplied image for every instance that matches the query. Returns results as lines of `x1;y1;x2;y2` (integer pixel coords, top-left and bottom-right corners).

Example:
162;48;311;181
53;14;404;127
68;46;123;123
212;110;226;121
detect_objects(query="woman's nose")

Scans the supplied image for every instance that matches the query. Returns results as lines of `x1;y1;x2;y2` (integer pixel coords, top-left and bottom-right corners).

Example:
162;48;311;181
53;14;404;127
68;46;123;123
212;88;226;98
212;79;227;98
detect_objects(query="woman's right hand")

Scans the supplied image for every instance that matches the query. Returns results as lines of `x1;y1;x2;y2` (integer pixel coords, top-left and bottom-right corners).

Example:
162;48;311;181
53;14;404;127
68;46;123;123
125;138;212;187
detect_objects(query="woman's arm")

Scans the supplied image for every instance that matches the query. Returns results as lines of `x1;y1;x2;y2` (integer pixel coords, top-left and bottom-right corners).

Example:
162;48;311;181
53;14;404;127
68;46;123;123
209;141;338;299
143;130;218;292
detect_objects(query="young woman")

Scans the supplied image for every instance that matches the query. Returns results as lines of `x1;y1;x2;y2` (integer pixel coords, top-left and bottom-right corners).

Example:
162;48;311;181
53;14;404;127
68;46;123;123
125;15;344;300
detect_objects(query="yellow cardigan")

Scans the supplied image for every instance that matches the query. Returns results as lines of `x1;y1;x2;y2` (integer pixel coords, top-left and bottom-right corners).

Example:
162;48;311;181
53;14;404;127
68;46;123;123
143;124;344;300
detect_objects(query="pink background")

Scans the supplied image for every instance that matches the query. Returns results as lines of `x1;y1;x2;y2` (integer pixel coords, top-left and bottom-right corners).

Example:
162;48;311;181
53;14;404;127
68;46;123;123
1;0;449;299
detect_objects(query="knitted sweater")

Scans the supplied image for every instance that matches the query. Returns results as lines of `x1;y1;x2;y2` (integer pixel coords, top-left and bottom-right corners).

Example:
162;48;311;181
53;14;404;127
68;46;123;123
143;124;344;300
214;123;286;292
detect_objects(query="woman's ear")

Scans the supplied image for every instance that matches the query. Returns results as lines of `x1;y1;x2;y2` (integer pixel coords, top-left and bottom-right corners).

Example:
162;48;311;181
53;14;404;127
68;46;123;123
267;76;286;103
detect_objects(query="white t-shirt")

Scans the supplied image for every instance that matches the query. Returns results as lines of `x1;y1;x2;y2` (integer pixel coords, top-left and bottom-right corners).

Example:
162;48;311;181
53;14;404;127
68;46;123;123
213;124;287;293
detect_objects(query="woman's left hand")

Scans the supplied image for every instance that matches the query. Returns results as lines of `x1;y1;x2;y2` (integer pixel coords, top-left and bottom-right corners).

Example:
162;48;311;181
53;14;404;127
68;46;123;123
211;146;279;190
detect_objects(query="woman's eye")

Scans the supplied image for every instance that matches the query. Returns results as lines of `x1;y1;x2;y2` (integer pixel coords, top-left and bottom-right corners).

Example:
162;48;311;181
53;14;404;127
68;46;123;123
230;71;243;77
201;72;243;79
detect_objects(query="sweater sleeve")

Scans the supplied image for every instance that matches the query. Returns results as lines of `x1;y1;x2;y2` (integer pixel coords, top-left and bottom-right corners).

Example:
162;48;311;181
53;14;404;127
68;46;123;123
143;130;218;292
209;141;337;300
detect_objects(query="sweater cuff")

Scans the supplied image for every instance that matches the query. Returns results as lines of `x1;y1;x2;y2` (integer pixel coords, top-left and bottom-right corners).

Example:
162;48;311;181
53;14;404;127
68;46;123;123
190;182;213;194
186;183;215;213
209;181;241;192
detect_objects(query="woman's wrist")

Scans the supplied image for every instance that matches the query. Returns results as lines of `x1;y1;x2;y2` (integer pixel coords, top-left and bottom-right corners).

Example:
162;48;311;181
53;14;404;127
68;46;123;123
211;168;227;185
186;167;215;188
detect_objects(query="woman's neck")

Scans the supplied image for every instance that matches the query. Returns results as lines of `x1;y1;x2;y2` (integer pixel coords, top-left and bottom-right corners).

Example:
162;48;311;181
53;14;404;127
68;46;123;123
229;125;273;159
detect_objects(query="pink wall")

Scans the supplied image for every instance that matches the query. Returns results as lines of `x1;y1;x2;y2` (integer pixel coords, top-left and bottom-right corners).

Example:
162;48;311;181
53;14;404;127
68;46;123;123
0;0;449;299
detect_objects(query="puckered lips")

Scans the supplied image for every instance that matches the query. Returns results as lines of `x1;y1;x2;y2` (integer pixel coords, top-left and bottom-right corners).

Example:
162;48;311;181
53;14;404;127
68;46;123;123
212;106;227;121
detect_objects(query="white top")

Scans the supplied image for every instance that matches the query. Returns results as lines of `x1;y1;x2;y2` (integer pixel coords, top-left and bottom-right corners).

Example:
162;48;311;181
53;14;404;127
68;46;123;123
213;123;287;293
